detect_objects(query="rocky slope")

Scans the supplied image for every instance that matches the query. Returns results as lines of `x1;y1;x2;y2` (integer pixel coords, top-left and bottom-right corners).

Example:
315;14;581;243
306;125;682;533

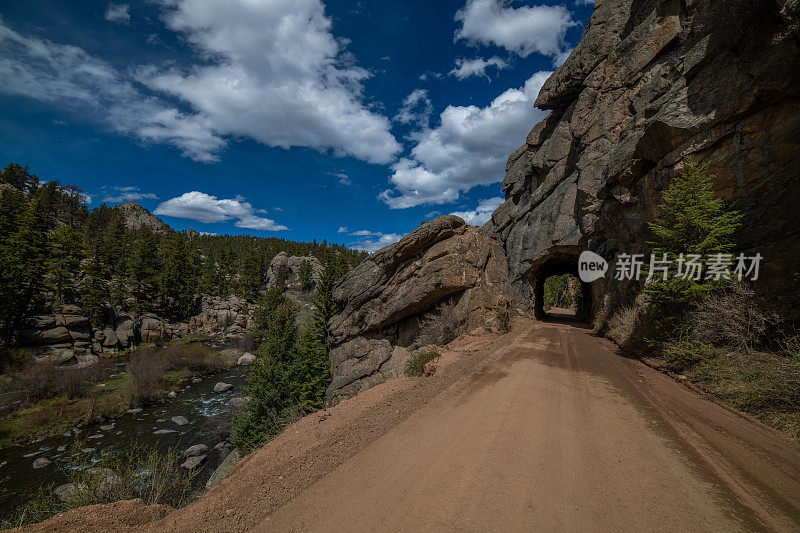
486;0;800;317
326;216;512;404
117;201;170;234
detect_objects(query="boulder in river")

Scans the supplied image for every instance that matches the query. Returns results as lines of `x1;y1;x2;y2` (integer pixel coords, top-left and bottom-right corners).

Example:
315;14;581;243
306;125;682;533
206;449;241;489
228;397;247;409
214;382;234;393
180;455;206;470
54;482;86;502
183;444;209;457
154;429;176;435
171;416;189;426
32;457;51;469
236;352;255;366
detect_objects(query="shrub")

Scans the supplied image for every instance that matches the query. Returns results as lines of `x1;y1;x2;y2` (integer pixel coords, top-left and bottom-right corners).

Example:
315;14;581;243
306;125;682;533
404;349;440;377
496;302;513;333
690;282;778;353
661;337;719;373
416;300;463;347
2;441;196;529
782;335;800;362
8;358;106;406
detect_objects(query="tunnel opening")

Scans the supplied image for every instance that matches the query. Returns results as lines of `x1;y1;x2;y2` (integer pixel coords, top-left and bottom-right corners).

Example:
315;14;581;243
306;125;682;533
531;252;593;322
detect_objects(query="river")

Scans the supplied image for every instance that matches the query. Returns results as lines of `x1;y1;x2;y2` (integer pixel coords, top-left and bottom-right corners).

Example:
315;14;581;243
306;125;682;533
0;355;250;521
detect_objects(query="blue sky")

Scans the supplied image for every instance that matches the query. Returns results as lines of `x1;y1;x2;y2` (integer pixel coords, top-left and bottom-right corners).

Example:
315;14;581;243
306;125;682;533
0;0;593;251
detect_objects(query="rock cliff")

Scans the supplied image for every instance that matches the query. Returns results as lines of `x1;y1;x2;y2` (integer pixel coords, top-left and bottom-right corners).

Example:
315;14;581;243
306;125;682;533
486;0;800;317
116;201;170;234
326;216;512;404
265;252;323;291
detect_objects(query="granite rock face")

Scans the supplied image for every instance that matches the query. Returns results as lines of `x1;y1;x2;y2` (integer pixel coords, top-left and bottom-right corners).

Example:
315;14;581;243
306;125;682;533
486;0;800;316
265;252;323;291
326;216;512;404
116;201;170;234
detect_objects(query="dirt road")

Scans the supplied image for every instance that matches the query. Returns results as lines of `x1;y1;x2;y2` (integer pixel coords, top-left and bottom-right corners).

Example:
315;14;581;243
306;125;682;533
26;316;800;532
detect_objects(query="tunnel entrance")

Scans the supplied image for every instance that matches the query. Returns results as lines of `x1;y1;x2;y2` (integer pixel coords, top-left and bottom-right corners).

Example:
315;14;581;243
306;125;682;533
541;274;583;319
531;252;592;321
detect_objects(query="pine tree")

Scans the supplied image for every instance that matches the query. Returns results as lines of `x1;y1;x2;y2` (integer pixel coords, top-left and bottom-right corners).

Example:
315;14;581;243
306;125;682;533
646;161;743;313
297;259;313;291
312;260;339;350
1;192;53;343
48;225;85;308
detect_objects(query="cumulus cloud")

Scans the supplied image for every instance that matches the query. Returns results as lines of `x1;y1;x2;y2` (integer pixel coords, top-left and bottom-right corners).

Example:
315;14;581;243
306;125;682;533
154;191;288;231
449;56;508;80
381;71;551;208
101;186;159;203
139;0;400;164
349;232;403;253
394;89;433;129
104;3;130;24
0;0;400;165
337;226;348;233
450;197;504;225
455;0;576;61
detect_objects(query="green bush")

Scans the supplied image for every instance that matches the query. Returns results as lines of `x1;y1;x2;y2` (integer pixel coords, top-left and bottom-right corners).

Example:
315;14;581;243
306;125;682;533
404;350;440;377
1;441;195;529
661;337;719;373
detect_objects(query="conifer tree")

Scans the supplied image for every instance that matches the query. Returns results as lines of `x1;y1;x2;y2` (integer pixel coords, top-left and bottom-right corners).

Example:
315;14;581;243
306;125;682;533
646;161;743;313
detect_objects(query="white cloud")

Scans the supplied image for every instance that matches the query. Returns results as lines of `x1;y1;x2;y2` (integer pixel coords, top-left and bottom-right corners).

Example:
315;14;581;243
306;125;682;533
394;89;433;129
102;185;159;203
455;0;576;60
449;56;508;80
337;226;348;233
450;197;503;225
381;71;551;208
104;3;130;24
0;0;401;165
0;20;226;162
139;0;400;164
154;191;288;231
349;232;403;253
331;172;352;186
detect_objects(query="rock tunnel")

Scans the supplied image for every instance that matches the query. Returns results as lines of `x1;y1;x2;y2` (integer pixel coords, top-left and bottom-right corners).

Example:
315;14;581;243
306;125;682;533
529;248;593;321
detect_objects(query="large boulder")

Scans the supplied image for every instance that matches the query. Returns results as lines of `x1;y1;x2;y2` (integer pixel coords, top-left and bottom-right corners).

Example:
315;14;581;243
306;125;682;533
326;216;512;405
486;0;800;318
265;252;323;290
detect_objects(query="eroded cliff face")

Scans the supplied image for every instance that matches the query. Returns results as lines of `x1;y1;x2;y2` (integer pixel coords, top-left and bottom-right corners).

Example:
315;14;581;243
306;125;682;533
486;0;800;315
326;216;512;404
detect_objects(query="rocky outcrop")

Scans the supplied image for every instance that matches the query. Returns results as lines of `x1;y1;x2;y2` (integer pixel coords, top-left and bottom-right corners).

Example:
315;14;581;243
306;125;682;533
326;216;512;404
19;295;256;362
486;0;800;316
265;252;323;291
116;201;170;234
188;295;251;337
19;306;96;366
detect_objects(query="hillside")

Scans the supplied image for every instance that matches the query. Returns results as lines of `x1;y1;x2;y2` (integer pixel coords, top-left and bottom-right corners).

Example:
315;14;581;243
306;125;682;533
0;163;366;368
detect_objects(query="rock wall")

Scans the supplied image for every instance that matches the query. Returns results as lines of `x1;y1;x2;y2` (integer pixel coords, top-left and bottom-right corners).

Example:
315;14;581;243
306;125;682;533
326;216;512;404
486;0;800;316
